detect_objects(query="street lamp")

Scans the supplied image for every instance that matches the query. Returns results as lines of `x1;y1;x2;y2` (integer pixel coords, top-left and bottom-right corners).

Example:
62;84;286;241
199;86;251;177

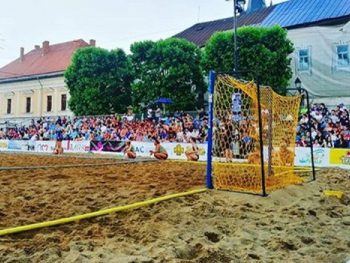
226;0;246;74
294;77;302;93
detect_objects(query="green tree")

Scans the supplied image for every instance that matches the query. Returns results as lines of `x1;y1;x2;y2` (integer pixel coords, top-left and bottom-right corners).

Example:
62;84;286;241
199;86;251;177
65;47;132;115
203;25;294;94
130;38;205;110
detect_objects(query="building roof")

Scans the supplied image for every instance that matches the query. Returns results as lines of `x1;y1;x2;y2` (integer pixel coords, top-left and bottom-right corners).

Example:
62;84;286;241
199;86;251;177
174;0;350;47
0;39;90;80
262;0;350;28
173;5;276;47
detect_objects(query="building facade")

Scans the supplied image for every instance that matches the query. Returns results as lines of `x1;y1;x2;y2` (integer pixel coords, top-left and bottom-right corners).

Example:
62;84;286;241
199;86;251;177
0;39;95;122
0;76;69;120
174;0;350;106
285;22;350;105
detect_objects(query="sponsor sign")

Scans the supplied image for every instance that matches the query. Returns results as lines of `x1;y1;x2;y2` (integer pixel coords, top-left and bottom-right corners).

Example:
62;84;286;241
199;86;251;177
166;142;207;161
65;141;90;153
7;140;35;152
35;140;91;153
131;141;207;161
329;149;350;166
90;140;126;153
35;141;56;153
294;147;329;167
0;140;8;151
132;141;154;157
2;138;350;169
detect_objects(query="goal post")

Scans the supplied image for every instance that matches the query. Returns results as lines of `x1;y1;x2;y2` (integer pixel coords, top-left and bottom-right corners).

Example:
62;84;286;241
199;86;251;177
206;71;311;195
206;70;215;190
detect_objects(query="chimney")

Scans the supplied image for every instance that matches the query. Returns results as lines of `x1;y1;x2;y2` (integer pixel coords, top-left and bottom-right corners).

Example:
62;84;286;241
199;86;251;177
89;39;96;47
247;0;266;14
42;40;49;55
34;45;40;50
20;47;24;61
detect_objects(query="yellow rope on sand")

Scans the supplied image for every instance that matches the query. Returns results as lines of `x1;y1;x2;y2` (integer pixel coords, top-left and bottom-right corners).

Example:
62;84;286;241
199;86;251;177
0;188;207;237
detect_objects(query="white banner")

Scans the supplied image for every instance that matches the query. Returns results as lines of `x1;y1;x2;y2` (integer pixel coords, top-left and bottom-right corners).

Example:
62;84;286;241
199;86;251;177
35;140;90;153
294;147;330;167
35;141;56;153
65;141;91;153
131;141;207;161
7;140;36;152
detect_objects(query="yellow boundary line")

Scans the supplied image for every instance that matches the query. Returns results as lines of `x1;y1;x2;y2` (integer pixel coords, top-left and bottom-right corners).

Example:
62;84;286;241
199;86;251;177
0;188;207;237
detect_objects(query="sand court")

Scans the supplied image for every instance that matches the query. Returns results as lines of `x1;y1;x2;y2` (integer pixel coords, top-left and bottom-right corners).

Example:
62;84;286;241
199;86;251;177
0;153;349;262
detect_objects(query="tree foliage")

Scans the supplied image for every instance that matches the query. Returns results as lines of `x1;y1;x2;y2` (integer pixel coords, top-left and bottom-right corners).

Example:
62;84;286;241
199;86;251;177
130;38;205;110
64;47;132;115
203;25;294;94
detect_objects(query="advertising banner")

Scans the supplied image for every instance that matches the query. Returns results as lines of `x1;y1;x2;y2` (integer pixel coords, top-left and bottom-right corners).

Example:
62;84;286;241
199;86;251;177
35;141;56;153
164;142;207;161
3;138;350;169
329;149;350;166
131;141;207;161
35;140;91;153
294;147;329;167
0;140;8;151
7;140;36;152
132;141;155;158
90;140;126;153
65;141;90;153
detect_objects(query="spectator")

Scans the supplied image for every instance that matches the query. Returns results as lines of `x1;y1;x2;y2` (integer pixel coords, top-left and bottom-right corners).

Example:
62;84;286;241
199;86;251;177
2;102;349;149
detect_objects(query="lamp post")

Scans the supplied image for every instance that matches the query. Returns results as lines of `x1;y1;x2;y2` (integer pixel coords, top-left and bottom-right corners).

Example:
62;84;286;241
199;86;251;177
294;76;302;93
226;0;246;74
292;76;316;181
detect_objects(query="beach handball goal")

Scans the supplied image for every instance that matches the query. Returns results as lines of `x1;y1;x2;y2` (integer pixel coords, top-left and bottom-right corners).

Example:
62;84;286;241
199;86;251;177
206;71;314;196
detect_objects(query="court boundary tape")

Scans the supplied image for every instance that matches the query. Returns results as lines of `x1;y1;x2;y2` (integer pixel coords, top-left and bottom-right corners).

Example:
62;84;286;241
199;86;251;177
0;188;207;237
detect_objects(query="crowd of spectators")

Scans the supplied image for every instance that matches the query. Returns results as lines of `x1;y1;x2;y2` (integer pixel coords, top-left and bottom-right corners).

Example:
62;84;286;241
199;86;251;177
296;103;350;148
0;108;209;144
1;103;350;148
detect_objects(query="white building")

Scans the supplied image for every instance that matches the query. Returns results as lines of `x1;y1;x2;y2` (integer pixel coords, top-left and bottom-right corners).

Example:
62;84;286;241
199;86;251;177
0;39;95;122
288;22;350;105
174;0;350;106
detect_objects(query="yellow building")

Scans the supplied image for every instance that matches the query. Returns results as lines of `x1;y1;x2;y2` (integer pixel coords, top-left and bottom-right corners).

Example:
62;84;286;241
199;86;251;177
0;39;95;122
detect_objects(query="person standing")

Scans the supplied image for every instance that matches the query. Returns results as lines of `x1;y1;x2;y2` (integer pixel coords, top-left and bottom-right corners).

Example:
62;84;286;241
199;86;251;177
155;107;162;122
54;127;64;154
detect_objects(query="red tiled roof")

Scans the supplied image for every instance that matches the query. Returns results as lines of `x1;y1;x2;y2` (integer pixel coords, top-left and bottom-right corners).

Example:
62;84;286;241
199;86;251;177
173;5;276;47
0;39;90;80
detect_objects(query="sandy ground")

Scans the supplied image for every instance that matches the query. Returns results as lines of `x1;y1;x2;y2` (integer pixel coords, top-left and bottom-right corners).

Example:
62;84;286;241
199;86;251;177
0;153;124;167
0;154;349;263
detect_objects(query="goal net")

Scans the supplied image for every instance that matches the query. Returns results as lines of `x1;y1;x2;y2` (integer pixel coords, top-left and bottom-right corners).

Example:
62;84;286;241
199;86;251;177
208;73;305;195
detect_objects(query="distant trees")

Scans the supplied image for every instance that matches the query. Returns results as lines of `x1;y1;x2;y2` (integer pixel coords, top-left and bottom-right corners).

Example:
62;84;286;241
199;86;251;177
65;47;133;115
203;25;294;94
64;26;294;115
130;38;205;110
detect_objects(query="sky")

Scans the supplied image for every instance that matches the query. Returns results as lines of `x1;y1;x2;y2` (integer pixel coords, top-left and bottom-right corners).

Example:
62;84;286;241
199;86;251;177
0;0;286;67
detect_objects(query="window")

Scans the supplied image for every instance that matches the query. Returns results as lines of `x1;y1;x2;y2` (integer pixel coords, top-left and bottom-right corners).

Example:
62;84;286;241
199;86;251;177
26;97;31;113
337;45;349;67
47;95;52;112
298;49;310;71
7;99;11;114
61;94;67;111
